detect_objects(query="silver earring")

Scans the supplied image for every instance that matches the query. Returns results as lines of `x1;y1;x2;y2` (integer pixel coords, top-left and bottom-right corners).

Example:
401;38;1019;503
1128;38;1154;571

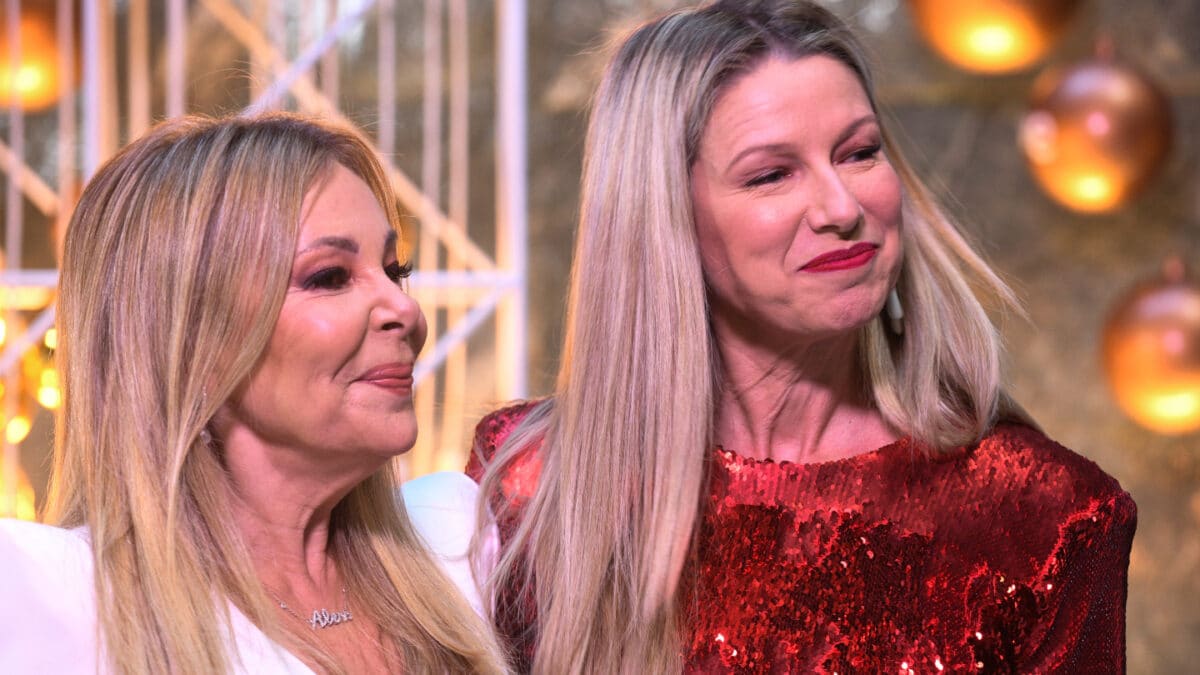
199;426;214;447
885;287;904;335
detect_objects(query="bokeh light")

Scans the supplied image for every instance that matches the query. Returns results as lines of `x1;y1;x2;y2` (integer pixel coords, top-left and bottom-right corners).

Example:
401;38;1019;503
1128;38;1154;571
1020;59;1172;213
0;7;65;111
908;0;1083;73
0;461;36;521
1103;263;1200;434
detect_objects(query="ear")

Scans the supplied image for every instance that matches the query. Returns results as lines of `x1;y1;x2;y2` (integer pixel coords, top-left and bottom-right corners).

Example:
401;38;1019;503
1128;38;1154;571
206;381;245;452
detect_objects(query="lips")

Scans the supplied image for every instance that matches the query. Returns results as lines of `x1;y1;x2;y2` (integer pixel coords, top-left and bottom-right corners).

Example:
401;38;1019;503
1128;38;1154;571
357;363;414;393
800;242;879;272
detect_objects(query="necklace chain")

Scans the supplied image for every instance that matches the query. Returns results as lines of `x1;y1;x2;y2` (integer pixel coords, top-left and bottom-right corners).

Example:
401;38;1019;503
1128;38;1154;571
272;586;353;630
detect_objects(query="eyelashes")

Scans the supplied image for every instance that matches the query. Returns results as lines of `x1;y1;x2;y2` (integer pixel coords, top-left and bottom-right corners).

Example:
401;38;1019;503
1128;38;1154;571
302;266;352;290
742;144;884;188
745;168;790;187
846;144;882;163
385;261;413;284
301;261;413;291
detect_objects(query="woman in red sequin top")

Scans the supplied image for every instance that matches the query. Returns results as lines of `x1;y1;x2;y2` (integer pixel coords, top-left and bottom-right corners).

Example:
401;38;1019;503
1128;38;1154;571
467;1;1136;673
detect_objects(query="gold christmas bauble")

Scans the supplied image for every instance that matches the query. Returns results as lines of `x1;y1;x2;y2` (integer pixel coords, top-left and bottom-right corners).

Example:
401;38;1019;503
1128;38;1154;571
908;0;1083;73
1020;58;1172;213
1102;262;1200;434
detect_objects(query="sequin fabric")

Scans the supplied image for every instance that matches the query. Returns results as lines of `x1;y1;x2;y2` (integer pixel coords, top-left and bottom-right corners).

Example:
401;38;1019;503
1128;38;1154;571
467;402;1136;674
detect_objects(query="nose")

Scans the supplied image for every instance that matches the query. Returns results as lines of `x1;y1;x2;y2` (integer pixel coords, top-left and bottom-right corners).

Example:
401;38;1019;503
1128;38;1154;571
807;167;862;235
374;275;428;353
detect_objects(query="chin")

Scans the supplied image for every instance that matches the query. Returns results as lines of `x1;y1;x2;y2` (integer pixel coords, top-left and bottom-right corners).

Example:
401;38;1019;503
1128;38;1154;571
347;423;418;462
374;411;418;445
380;430;419;457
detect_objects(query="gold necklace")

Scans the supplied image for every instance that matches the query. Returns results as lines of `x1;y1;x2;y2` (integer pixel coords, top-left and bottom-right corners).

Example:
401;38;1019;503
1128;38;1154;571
272;586;353;630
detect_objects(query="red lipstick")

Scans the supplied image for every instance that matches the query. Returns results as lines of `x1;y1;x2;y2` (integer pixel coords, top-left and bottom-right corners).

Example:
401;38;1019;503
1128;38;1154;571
800;243;878;272
358;363;414;394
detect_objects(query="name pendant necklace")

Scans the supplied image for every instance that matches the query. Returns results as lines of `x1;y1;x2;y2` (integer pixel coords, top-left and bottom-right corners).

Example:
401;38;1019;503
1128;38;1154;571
273;586;354;630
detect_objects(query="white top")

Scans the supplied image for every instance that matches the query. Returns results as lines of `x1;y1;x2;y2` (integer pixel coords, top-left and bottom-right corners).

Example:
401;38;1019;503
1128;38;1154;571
0;471;493;673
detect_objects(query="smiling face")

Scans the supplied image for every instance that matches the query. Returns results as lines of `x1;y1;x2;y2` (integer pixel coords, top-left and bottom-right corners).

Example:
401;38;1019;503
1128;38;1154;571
220;163;427;467
691;54;904;342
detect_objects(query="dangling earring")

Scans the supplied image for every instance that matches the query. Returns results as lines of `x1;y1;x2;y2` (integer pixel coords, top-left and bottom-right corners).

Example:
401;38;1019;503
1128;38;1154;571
885;287;904;335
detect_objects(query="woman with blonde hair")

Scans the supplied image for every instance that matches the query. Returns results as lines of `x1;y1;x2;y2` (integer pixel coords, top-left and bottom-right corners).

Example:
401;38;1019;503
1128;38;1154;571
469;1;1135;672
0;113;506;673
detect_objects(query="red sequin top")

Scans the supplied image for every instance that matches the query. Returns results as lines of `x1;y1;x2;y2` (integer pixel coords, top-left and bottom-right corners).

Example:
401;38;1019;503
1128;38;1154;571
467;402;1136;674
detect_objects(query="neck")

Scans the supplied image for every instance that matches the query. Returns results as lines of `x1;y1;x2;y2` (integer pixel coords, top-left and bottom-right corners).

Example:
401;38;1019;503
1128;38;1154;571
219;427;382;601
229;481;339;591
711;312;899;464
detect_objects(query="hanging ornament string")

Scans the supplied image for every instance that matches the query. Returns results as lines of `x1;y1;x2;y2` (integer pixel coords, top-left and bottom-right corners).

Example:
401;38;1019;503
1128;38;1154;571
271;586;354;630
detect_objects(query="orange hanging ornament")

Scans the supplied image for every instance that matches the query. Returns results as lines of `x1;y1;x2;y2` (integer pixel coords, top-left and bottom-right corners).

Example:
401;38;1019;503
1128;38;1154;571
1102;259;1200;435
1020;46;1172;213
907;0;1083;73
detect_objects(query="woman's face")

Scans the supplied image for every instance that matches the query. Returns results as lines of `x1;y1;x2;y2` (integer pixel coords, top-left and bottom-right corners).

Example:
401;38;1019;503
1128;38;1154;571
222;163;427;465
691;55;904;341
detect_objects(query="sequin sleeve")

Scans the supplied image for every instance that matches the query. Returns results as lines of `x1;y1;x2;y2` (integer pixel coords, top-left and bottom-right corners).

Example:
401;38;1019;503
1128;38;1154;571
1016;489;1137;672
466;401;545;672
465;405;506;483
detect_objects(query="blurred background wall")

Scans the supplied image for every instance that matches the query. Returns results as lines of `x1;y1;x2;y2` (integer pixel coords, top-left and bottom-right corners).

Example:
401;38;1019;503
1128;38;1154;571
0;1;1195;671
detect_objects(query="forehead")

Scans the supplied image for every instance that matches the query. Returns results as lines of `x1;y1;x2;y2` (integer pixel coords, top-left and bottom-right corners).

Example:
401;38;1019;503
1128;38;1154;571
704;54;873;142
297;163;393;243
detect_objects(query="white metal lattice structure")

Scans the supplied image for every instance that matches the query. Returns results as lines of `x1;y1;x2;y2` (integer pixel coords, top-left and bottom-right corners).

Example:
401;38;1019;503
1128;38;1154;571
0;0;527;516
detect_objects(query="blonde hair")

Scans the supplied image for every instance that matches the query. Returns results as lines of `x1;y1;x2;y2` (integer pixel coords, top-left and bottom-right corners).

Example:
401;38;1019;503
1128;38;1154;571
46;113;506;674
478;1;1031;673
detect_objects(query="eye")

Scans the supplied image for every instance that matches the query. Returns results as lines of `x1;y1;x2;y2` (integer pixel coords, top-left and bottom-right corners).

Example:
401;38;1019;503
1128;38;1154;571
745;168;789;188
385;261;413;285
845;144;882;163
302;266;351;290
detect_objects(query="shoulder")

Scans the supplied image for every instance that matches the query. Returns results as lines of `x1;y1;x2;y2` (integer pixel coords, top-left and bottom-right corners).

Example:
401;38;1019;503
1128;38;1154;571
467;400;548;503
402;471;486;556
0;517;90;551
963;427;1137;669
401;472;493;617
404;468;483;514
968;424;1136;544
977;424;1133;508
468;400;544;468
0;519;93;586
0;520;99;673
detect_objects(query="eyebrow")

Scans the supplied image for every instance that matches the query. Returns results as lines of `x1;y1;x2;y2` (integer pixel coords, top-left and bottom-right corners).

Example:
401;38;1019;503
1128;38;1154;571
298;236;359;255
297;230;399;257
831;114;880;150
725;114;880;172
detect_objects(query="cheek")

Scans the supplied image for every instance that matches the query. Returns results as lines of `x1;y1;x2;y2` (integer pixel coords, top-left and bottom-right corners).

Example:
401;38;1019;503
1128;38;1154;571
696;200;794;274
266;305;363;379
860;168;904;228
693;191;734;283
694;213;728;273
869;173;905;284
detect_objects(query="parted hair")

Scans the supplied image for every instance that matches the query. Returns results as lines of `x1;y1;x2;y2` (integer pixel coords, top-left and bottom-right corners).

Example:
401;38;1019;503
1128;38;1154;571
476;1;1030;673
46;113;507;674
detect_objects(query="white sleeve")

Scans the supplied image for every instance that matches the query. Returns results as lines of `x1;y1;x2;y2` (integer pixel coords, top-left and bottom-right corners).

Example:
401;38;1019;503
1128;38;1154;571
400;471;499;618
0;520;100;673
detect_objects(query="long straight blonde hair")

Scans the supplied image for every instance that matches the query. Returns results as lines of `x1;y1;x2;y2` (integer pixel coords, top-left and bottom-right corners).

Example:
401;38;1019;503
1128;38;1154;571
46;113;507;674
477;1;1031;672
